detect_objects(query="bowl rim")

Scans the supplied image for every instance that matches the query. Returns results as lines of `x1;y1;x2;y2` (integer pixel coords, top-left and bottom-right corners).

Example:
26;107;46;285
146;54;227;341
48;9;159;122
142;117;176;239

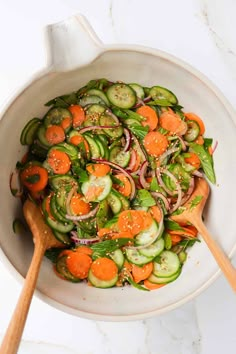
1;43;236;321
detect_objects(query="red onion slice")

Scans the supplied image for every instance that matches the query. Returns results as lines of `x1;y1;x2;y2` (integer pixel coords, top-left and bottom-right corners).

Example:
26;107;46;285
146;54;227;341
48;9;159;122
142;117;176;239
151;192;170;211
127;149;137;171
192;170;203;178
180;177;195;206
139;161;150;189
212;140;218;154
66;204;99;221
132;134;148;162
78;125;119;134
123;128;132;152
156;167;175;196
160;169;183;213
158;146;180;165
70;231;100;245
92;159;136;199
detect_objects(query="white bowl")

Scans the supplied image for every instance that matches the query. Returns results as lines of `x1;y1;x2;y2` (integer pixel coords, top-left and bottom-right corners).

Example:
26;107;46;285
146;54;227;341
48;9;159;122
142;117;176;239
0;14;236;321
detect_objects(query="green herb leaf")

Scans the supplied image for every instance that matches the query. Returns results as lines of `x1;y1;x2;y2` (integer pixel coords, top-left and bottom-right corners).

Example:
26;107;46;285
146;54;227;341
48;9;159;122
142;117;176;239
26;174;40;184
91;238;132;259
189;143;216;184
203;138;213;150
124;109;145;122
111;175;124;186
126;277;150;291
72;165;88;183
133;189;156;207
45;248;64;263
158;127;169;135
147;99;172;107
104;215;119;228
128;125;149;139
171;207;186;216
189;195;203;210
165;219;184;231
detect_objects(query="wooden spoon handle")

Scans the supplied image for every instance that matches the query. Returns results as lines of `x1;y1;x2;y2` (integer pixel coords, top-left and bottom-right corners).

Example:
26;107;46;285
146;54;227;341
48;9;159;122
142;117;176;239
0;243;45;354
196;219;236;292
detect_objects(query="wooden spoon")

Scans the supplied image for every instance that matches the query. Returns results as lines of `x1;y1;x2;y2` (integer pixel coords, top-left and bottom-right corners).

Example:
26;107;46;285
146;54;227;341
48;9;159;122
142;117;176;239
171;177;236;291
0;199;63;354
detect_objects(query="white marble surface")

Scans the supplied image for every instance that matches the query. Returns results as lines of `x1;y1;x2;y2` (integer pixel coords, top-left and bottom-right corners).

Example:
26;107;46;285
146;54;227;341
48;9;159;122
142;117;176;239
0;0;236;353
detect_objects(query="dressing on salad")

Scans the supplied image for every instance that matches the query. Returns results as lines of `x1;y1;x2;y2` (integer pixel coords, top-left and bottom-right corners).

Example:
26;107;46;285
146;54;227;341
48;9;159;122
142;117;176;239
11;78;216;291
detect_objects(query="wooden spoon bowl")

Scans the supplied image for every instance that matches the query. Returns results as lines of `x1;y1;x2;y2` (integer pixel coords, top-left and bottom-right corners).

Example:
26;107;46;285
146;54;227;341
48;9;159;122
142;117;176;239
0;199;63;354
171;178;236;291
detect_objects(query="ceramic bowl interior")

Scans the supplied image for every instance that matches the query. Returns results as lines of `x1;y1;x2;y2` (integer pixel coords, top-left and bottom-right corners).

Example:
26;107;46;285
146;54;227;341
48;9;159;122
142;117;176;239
0;48;236;320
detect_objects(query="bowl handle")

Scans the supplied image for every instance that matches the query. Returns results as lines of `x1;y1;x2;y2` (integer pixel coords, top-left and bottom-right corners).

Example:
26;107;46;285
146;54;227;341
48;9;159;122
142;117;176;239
46;14;104;71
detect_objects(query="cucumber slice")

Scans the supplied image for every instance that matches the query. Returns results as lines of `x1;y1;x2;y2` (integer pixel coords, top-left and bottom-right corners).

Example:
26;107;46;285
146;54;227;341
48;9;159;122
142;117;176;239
81;174;112;202
49;175;78;191
96;135;109;160
129;83;145;99
12;219;26;235
110;188;130;211
125;248;153;265
107;189;122;214
20;118;41;145
88;268;118;288
139;238;165;257
53;230;71;245
84;104;106;126
86;104;107;115
49;142;78;160
135;221;162;246
79;95;106;107
106;83;136;109
37;125;51;148
50;194;68;223
149;86;178;105
153;251;180;277
96;199;110;229
56;255;81;282
30;142;48;159
55;188;68;211
94;136;105;157
87;89;110;106
109;249;124;270
109;146;131;168
99;114;124;138
148;269;181;284
46;214;74;233
184;120;200;142
83;134;101;158
44;107;72;132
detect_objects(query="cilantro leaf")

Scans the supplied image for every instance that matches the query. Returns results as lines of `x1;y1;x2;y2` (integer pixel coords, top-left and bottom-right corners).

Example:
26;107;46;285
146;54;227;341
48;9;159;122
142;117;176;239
133;189;156;208
128;125;149;139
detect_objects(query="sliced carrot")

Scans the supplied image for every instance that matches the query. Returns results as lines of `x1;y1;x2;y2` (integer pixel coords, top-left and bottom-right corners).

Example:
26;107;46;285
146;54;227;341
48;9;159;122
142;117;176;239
184;152;201;169
168;225;197;238
84;185;104;202
97;228;112;238
45;125;65;145
195;135;204;145
21;164;48;192
59;249;72;258
184;112;205;135
159;111;187;135
144;279;166;290
61;116;72;131
143;131;169;157
47;149;71;174
111;231;134;239
70;134;90;153
170;234;182;245
66;251;92;279
132;262;153;283
208;146;213;155
139;211;153;230
69;105;85;128
118;210;143;236
136;105;158;131
113;173;132;197
70;192;91;215
91;257;118;281
76;246;93;256
149;205;162;223
86;163;111;177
